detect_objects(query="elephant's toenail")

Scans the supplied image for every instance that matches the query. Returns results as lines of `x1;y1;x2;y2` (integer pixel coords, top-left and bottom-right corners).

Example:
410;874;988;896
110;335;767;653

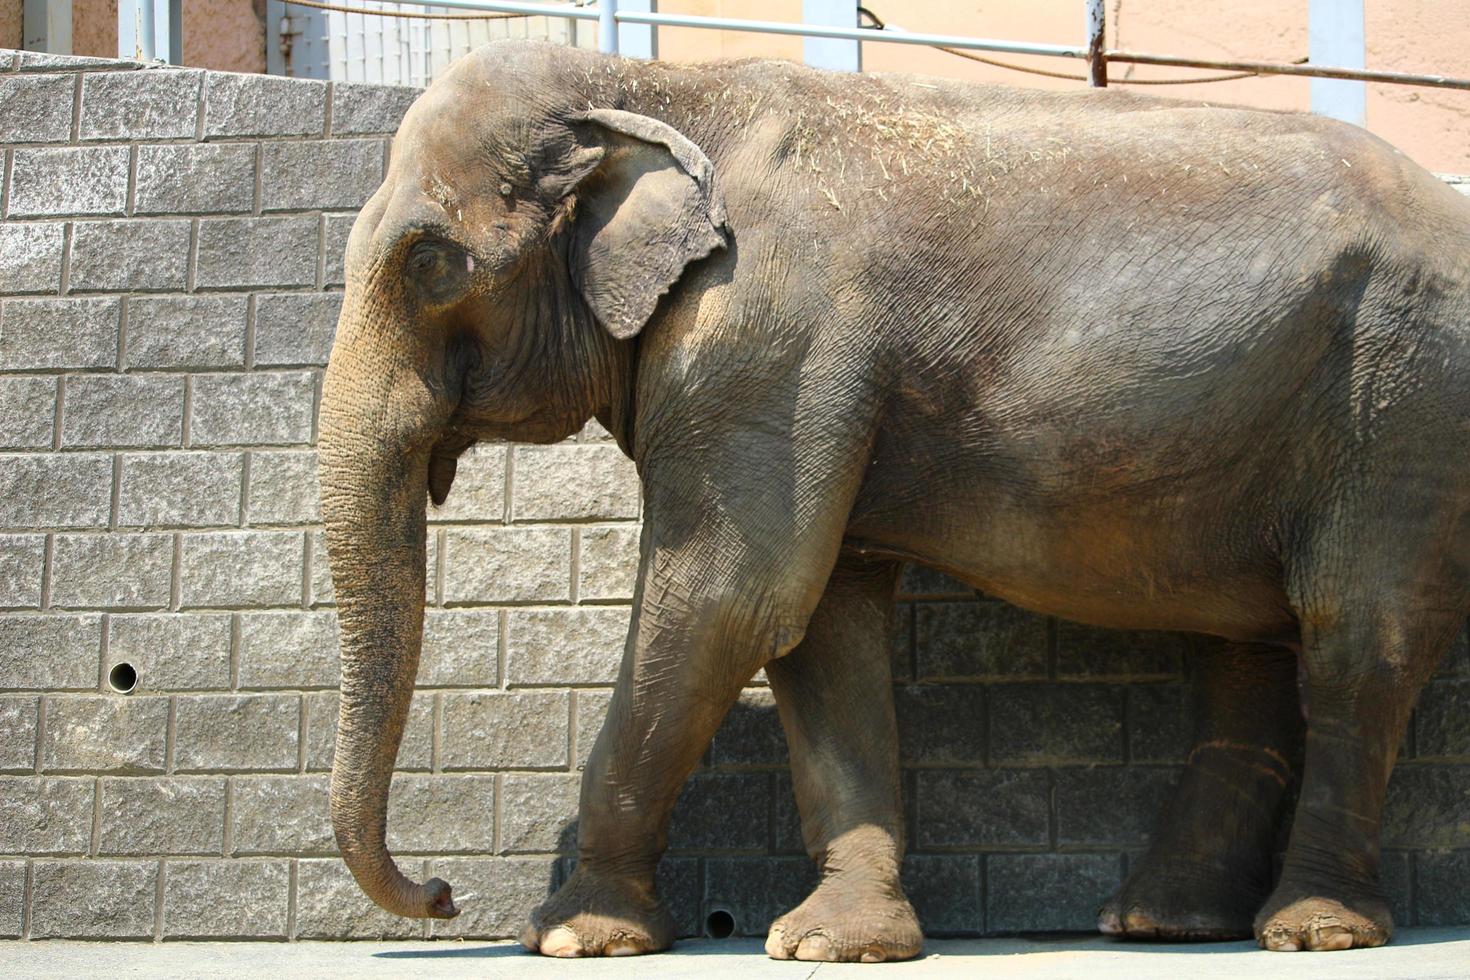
605;940;643;956
541;927;584;957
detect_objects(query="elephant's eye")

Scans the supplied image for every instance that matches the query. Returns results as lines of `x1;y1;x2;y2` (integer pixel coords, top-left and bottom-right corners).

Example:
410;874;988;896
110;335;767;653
408;239;471;304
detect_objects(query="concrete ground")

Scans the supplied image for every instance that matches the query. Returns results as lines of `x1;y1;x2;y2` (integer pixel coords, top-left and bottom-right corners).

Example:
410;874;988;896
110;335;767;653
4;930;1469;979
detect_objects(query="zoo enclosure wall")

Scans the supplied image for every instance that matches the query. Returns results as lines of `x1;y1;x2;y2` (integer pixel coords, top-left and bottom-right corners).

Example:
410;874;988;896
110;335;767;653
0;51;1467;942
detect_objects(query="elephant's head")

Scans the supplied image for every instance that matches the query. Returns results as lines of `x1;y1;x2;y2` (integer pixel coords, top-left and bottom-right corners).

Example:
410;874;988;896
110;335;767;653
318;46;727;919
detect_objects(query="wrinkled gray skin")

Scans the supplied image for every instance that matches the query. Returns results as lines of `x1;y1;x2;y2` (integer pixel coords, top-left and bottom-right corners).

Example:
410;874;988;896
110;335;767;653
319;41;1470;961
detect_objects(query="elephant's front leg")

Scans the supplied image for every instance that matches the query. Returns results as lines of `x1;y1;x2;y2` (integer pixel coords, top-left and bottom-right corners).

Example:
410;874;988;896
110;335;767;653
764;555;922;963
520;527;846;956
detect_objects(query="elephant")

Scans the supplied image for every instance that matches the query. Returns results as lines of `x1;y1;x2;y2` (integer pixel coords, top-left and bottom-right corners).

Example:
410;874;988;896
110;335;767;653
317;39;1470;960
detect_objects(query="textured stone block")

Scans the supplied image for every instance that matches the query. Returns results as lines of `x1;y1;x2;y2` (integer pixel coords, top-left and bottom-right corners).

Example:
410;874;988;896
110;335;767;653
899;564;976;600
195;216;319;289
107;614;232;692
1417;849;1470;926
323;213;355;286
49;532;174;609
69;218;191;291
0;777;94;853
8;146;130;216
904;854;982;935
0;296;119;369
117;451;244;528
61;374;184;449
309;529;334;605
709;689;788;767
231;775;333;854
895;683;986;766
331;82;421;135
669;773;770;851
420;609;500;687
42;695;170;773
252;292;341;367
134;142;256;214
1382;765;1470;848
261;139;383;211
125;295;248;369
294;858;424;939
0;220;64;292
703;857;818;937
0;376;56;449
204;72;326;138
179;530;305;608
506;608;627;686
1056;624;1186;681
1415;681;1470;760
385;774;497;853
98;776;226;855
190;371;316;447
512;445;640;521
442;527;571;604
80;68;202;140
915;601;1049;681
915;769;1052;848
1435;625;1469;678
578;525;639;600
163;860;290;938
0;696;39;770
988;685;1125;766
237;611;339;688
0;860;22;938
0;533;44;608
0;73;75;142
1379;848;1414;928
173;694;300;772
1126;682;1193;764
30;860;157;938
303;690;433;772
246;450;319;525
427;444;505;523
574;689;612;768
499;773;580;854
986;853;1122;933
0;614;102;689
14;52;144;72
1054;767;1180;847
441;691;569;770
428;856;558;940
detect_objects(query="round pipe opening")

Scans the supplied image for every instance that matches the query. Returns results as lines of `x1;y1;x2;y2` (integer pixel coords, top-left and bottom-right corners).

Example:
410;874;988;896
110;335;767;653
108;662;138;694
705;907;736;939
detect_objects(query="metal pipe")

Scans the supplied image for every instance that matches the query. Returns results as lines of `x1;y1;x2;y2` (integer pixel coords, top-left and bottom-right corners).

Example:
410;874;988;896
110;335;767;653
599;0;618;55
1105;49;1470;91
1085;0;1106;87
615;9;1087;60
137;0;156;61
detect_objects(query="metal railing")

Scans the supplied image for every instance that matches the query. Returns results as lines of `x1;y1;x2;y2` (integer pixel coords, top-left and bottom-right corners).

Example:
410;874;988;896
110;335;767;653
278;0;1470;94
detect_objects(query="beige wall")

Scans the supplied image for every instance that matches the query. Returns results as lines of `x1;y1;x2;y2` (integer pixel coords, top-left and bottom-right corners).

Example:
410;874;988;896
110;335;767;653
1;0;20;50
659;0;1470;174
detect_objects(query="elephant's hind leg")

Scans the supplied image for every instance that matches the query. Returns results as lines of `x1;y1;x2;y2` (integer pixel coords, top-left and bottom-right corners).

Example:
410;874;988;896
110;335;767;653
1100;640;1302;941
763;555;923;963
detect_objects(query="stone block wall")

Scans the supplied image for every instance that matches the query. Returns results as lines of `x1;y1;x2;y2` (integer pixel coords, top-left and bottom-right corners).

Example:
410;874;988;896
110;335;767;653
0;50;1467;942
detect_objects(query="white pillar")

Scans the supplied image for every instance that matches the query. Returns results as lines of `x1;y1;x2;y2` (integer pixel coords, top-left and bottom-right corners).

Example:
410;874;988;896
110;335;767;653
1309;0;1366;127
802;0;860;72
619;0;656;60
23;0;72;55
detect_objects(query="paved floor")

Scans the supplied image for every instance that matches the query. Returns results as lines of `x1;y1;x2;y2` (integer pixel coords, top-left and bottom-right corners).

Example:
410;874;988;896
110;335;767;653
5;930;1470;979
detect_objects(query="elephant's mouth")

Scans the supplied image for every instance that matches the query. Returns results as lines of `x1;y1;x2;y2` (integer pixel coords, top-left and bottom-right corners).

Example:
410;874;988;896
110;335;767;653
427;433;474;506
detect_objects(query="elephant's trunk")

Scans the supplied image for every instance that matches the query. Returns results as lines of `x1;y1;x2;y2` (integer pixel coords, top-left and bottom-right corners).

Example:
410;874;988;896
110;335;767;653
318;329;458;921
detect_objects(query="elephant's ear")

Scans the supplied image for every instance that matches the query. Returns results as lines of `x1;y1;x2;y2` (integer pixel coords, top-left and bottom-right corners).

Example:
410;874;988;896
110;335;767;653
559;109;729;340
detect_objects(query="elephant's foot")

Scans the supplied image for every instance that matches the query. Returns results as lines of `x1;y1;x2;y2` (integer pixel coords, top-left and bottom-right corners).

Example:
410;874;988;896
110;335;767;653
1098;857;1266;941
1253;882;1392;951
765;878;923;963
519;865;675;958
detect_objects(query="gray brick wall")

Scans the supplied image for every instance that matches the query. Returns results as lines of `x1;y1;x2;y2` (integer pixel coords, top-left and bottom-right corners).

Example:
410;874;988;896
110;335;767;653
0;49;1467;943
